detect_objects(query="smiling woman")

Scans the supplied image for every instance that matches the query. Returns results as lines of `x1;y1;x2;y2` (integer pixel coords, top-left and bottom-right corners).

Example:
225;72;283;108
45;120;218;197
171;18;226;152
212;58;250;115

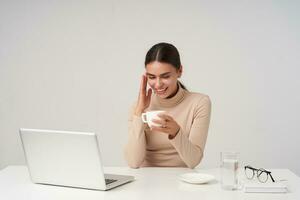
145;62;180;99
125;43;212;169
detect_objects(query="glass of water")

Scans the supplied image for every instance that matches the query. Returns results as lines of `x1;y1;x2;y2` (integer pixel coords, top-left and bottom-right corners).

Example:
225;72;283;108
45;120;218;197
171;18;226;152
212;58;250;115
220;151;239;190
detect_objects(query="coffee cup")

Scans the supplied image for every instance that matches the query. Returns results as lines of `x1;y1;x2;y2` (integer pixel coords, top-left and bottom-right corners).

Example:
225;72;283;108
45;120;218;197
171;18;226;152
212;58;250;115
141;110;166;128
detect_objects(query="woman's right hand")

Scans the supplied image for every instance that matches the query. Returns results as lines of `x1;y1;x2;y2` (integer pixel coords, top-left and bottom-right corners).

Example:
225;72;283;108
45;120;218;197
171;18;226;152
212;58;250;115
134;75;152;116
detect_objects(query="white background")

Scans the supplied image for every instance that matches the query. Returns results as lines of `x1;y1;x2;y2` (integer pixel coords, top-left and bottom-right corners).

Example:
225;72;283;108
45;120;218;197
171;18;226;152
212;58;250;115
0;0;299;175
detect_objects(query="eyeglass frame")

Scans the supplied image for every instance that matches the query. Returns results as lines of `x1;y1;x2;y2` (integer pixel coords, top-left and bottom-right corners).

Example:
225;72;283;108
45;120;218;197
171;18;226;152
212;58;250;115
244;165;275;183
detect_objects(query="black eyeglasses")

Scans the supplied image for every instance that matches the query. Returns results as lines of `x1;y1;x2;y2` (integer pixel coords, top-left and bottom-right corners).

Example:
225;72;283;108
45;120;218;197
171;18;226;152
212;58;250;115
244;165;275;183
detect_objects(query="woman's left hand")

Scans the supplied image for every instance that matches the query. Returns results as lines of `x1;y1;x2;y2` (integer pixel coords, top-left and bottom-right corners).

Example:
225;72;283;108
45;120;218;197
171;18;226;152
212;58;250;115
151;114;180;139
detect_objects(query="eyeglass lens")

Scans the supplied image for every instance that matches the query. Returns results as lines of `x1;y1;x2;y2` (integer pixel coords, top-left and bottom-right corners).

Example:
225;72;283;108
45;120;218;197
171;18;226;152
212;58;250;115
245;166;269;183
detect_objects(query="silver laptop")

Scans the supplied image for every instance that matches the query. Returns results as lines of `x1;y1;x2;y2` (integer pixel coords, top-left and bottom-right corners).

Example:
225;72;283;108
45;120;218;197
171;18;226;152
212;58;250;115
19;128;134;190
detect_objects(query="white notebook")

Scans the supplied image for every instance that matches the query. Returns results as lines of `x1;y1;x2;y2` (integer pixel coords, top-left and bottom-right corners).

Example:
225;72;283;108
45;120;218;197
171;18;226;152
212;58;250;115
244;182;288;193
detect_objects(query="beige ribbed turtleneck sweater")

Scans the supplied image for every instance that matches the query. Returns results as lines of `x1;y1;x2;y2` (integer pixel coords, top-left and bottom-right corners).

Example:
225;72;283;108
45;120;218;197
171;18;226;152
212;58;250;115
125;86;211;169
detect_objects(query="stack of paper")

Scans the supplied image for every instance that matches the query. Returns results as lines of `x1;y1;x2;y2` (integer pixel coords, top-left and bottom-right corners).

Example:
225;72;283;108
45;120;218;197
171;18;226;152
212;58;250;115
244;182;288;193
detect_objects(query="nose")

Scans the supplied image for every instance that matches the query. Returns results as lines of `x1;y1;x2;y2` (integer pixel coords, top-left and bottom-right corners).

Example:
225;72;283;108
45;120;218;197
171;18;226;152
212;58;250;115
154;78;163;89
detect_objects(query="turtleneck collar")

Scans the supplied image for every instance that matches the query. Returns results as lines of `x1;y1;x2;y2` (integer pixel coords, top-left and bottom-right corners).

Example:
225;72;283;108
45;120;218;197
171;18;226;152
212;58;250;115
153;83;186;108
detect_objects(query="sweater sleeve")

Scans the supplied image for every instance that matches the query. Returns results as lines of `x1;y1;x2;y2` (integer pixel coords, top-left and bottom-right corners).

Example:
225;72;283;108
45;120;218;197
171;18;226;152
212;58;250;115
169;96;211;169
124;104;147;168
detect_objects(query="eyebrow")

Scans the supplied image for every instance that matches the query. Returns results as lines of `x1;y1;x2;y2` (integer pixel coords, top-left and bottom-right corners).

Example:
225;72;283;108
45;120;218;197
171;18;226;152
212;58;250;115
146;72;171;77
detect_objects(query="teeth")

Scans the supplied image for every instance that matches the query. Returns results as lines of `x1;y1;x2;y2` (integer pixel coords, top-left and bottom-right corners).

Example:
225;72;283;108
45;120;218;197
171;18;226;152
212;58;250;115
156;88;167;93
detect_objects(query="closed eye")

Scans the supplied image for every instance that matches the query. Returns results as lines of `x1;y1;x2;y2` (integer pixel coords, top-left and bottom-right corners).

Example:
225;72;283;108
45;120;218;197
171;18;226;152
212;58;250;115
146;72;172;80
147;76;156;80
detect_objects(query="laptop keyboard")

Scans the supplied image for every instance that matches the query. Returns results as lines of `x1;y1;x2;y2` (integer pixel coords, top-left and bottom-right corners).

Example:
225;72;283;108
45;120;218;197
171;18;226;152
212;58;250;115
105;178;117;185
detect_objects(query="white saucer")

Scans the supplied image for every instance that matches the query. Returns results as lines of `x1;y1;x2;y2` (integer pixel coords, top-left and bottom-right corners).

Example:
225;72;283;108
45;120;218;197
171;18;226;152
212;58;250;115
179;173;215;184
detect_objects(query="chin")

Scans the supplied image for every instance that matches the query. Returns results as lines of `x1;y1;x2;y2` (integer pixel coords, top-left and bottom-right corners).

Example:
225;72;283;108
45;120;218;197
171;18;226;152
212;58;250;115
157;92;170;99
157;94;167;98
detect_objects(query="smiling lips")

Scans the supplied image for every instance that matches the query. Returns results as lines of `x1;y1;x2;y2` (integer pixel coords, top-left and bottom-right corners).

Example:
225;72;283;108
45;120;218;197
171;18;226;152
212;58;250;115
155;87;168;95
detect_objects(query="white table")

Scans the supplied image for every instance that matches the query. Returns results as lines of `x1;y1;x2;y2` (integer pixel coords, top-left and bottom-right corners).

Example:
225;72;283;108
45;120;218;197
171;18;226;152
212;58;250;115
0;166;299;200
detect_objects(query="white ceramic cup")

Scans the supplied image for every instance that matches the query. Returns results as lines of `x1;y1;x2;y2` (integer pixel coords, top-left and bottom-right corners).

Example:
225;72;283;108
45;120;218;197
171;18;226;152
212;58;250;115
141;110;166;128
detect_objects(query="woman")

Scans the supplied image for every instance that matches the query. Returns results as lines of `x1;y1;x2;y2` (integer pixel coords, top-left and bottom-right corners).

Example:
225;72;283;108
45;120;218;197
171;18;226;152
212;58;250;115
125;42;211;169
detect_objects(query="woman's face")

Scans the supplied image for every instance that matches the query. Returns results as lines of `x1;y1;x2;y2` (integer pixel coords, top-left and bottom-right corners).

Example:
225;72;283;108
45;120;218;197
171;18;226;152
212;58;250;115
145;61;182;99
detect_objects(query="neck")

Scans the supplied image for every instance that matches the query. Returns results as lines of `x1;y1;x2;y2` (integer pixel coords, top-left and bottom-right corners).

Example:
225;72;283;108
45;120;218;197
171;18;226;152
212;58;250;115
153;83;186;108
